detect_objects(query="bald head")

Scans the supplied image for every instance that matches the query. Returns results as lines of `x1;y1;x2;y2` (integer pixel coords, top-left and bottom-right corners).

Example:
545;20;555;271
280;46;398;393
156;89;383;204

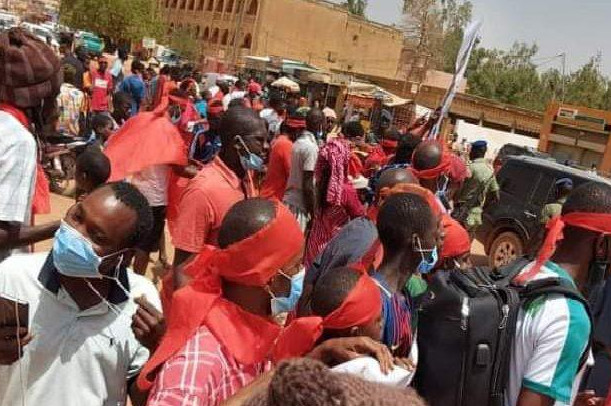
218;198;276;248
412;141;443;171
376;168;418;194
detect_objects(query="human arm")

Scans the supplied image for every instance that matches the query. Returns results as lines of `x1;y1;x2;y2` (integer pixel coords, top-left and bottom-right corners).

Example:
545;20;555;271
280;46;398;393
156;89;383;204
222;371;274;406
0;220;60;251
307;336;393;374
0;326;32;365
132;296;166;353
303;171;315;217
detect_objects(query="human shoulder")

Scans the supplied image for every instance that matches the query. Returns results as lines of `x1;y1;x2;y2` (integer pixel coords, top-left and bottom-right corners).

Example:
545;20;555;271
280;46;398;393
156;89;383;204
0;253;48;299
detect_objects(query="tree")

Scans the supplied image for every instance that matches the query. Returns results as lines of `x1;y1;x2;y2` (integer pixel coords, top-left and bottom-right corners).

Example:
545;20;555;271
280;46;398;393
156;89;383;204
341;0;368;17
564;58;607;109
169;26;199;62
60;0;164;44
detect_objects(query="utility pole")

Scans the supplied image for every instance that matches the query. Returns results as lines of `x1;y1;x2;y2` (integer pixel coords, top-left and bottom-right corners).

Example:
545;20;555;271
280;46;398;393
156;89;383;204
560;52;566;103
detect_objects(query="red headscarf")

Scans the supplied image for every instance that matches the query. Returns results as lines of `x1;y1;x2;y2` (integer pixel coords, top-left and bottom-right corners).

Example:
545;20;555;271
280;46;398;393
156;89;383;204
514;213;611;284
410;143;452;180
368;183;443;222
315;139;350;206
273;271;382;360
105;103;188;181
138;202;304;390
441;216;471;260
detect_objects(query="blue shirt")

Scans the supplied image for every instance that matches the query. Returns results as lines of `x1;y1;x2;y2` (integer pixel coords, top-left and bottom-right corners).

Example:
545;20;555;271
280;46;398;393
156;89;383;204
195;99;208;119
119;74;145;115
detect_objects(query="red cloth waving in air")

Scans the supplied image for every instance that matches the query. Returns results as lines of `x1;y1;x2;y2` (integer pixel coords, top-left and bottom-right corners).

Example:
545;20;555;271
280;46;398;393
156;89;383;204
105;106;188;181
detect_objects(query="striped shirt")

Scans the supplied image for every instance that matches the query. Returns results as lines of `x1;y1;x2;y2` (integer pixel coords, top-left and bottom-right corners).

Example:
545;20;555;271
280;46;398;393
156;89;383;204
147;325;271;406
506;261;591;406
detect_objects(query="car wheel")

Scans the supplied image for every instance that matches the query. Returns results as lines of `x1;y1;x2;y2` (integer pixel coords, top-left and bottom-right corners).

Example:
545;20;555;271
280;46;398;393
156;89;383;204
489;231;524;268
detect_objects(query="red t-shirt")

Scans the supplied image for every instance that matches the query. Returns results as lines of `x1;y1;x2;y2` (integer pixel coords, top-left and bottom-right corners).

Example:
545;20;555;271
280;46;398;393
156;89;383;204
261;135;293;200
89;69;112;112
170;157;246;253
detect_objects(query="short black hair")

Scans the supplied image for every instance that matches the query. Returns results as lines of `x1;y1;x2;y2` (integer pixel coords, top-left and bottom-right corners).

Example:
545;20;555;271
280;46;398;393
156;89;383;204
228;97;246;109
91;114;113;131
219;106;264;146
218;198;276;248
376;168;417;194
113;91;134;108
310;266;360;317
107;182;153;248
377;193;435;254
306;108;324;132
160;66;171;75
131;59;144;73
76;148;111;187
218;81;230;95
393;135;421;165
562;182;611;216
342;121;365;139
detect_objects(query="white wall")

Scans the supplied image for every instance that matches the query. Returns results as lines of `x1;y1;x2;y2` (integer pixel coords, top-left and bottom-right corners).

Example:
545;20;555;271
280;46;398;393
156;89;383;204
454;120;540;160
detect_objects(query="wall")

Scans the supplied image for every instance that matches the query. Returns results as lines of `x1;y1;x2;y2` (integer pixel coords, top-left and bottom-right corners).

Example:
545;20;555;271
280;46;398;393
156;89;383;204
254;0;403;79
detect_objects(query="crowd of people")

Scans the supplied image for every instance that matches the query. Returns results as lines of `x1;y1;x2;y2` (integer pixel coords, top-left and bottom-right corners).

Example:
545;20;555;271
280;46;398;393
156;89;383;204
1;26;611;406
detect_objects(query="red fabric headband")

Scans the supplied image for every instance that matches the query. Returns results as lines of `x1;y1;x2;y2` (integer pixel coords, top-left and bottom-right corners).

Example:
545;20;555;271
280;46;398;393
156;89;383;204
441;215;471;259
379;183;443;217
273;272;382;361
207;202;305;287
380;139;398;150
410;150;451;180
515;212;611;284
285;117;306;129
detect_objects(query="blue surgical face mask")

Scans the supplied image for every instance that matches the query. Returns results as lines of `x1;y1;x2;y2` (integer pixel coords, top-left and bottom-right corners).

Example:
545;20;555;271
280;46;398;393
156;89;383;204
414;236;439;275
52;221;123;279
270;267;305;316
236;135;265;172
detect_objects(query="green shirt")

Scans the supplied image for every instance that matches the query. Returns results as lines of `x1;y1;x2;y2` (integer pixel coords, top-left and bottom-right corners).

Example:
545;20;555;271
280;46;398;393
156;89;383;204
540;197;567;224
456;158;499;209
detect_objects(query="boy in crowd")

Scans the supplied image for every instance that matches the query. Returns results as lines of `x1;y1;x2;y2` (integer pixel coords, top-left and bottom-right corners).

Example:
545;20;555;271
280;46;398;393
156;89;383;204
74;147;111;201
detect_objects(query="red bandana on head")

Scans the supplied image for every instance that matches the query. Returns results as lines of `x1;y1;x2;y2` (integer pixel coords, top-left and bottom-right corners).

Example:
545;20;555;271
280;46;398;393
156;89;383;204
273;270;382;361
410;143;452;180
137;201;304;390
514;213;611;284
441;215;471;260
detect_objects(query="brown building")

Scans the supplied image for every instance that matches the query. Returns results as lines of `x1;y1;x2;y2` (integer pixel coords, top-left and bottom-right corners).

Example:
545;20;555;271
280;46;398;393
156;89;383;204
2;0;58;16
161;0;404;79
539;101;611;174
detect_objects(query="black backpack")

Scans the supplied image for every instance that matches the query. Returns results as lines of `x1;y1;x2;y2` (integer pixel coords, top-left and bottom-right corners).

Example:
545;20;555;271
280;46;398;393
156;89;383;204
414;258;592;406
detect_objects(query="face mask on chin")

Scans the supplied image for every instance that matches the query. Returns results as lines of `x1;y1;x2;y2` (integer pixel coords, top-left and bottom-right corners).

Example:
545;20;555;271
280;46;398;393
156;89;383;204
268;266;305;317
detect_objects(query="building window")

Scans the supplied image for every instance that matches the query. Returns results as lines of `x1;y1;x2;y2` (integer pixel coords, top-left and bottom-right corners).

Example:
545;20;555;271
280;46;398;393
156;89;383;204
216;0;224;12
188;0;195;10
196;0;204;10
165;0;170;8
203;27;210;40
211;28;219;43
221;29;229;45
206;0;213;11
171;0;178;8
241;33;252;49
225;0;234;12
247;0;257;15
179;0;186;9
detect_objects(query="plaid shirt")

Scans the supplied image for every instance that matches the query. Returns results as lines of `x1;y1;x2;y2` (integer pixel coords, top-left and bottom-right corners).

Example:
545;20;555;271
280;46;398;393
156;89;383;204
0;111;36;261
147;325;271;406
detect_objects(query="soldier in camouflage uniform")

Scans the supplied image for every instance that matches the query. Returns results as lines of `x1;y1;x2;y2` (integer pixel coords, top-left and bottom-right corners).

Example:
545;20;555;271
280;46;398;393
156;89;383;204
540;178;573;224
453;141;500;239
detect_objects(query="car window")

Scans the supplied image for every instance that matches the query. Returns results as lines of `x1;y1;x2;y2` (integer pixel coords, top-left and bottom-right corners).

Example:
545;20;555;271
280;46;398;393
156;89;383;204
499;164;538;200
532;173;554;206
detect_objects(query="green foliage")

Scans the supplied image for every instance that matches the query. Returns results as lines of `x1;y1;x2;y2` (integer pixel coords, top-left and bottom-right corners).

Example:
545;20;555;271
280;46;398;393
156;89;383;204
341;0;368;16
466;43;611;112
168;26;199;61
60;0;164;43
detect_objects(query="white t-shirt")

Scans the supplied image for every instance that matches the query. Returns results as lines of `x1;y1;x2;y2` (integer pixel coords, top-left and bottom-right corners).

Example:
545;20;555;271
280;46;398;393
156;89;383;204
260;108;283;136
130;165;170;207
505;261;591;406
283;131;319;211
0;252;162;406
0;111;37;262
222;91;246;111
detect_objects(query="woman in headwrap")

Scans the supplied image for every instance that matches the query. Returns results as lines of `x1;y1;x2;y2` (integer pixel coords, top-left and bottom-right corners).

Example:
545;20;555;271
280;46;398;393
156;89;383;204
305;139;365;268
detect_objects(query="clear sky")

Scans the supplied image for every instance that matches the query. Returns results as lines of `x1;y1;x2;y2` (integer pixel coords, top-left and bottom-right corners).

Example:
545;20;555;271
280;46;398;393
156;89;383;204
336;0;611;75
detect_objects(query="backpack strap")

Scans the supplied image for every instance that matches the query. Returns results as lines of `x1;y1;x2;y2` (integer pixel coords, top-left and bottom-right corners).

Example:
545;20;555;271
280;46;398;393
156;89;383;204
518;278;593;372
489;257;531;286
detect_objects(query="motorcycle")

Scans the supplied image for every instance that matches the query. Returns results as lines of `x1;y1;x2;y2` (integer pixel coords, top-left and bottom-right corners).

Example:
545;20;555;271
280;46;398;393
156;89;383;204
41;134;88;195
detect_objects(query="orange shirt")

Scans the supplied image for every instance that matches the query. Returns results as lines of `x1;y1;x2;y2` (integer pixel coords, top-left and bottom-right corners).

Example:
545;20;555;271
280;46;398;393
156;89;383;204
170;157;246;253
261;135;293;200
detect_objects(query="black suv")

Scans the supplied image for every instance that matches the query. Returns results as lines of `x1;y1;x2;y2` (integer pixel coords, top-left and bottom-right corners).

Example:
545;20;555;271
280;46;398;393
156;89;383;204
492;143;553;172
478;156;610;267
